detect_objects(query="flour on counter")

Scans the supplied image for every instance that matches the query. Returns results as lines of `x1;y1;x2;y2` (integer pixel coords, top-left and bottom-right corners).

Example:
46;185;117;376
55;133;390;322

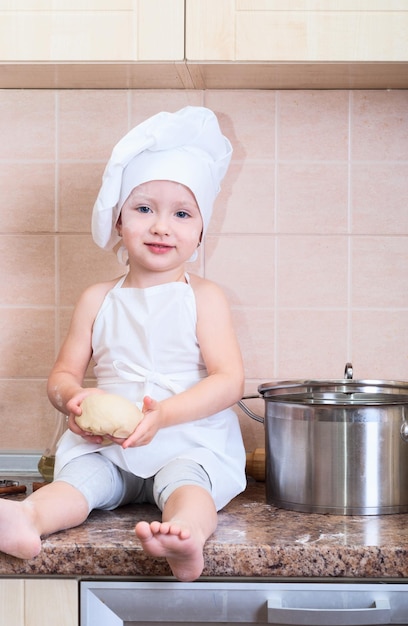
296;532;345;544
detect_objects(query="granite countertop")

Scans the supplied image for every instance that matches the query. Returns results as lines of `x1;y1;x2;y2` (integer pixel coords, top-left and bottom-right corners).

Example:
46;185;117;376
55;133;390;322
1;479;408;579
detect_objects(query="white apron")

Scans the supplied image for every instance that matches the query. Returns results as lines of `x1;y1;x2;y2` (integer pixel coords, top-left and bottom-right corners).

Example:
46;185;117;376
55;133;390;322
55;276;246;510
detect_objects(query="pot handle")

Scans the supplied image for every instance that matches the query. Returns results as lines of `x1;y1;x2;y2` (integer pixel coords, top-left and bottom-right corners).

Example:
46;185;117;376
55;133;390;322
237;396;264;423
400;407;408;443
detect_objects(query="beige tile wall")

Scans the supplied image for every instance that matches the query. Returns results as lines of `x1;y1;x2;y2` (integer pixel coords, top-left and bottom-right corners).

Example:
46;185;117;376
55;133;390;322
1;88;407;453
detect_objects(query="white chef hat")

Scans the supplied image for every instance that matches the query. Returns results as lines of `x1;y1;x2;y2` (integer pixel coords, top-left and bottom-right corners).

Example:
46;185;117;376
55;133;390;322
92;106;232;251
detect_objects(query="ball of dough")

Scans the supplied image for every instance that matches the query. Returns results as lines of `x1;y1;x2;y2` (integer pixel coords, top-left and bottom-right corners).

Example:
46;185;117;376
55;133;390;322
76;393;143;440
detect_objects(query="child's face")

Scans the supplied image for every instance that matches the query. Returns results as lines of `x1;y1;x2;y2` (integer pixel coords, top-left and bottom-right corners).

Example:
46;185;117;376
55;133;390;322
117;180;203;271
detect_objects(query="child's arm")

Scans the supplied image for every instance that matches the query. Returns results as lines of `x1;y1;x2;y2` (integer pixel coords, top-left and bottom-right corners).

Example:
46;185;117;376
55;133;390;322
47;281;114;418
123;277;244;448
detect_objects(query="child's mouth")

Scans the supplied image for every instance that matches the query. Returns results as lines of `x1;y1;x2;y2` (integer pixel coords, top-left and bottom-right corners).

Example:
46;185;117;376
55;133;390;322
146;243;173;254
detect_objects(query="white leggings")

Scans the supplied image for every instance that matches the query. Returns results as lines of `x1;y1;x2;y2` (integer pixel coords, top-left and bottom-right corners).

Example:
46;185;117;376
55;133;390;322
54;452;212;512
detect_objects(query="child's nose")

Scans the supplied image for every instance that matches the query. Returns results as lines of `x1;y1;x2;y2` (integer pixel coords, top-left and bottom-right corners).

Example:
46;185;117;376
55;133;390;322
152;216;170;235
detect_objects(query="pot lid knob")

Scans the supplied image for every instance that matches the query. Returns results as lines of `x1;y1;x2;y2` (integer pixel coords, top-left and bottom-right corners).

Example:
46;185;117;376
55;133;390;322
344;362;353;379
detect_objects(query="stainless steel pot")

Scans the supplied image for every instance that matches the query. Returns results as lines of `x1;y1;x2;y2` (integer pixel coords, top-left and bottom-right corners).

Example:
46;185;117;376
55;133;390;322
239;364;408;515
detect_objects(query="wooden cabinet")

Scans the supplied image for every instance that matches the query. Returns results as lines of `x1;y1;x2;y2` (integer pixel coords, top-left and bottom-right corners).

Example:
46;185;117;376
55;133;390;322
0;578;78;626
184;0;408;89
0;580;24;625
3;0;407;64
0;0;184;61
186;0;408;62
0;0;406;88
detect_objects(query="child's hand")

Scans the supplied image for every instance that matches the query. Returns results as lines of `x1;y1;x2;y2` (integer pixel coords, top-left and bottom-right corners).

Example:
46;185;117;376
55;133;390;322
67;389;106;445
121;396;162;448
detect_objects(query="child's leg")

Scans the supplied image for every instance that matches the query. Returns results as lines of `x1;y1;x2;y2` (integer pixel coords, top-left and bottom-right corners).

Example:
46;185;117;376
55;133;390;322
135;483;217;582
0;480;89;560
0;452;151;561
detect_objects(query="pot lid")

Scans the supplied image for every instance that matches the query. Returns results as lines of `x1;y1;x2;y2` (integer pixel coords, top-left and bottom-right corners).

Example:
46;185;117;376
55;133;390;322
258;363;408;405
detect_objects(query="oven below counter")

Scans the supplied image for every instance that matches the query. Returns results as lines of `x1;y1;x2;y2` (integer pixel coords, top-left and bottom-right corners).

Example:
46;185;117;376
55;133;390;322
81;579;408;626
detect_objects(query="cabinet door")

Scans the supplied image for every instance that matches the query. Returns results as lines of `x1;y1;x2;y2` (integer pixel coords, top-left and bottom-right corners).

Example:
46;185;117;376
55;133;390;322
0;580;24;626
0;0;184;61
138;0;185;60
186;0;408;62
25;579;78;626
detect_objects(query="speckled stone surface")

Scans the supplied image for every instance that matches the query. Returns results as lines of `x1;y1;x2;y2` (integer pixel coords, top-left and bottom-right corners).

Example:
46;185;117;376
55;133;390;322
1;480;408;579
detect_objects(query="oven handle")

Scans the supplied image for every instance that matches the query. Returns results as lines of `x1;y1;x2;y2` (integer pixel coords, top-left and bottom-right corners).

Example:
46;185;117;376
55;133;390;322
267;596;391;626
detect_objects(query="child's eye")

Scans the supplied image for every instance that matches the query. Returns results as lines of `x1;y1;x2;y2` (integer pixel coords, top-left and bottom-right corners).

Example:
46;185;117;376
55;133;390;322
175;210;190;219
137;205;151;214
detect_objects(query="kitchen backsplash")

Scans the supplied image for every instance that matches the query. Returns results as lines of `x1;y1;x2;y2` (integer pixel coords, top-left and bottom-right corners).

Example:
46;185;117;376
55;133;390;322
0;88;407;454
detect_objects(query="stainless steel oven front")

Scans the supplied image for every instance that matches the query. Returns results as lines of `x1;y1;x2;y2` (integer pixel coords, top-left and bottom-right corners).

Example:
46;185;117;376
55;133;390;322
80;579;408;625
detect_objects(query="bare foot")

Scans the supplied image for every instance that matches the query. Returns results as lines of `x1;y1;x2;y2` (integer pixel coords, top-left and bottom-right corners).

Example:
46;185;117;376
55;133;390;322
0;498;42;559
135;520;204;582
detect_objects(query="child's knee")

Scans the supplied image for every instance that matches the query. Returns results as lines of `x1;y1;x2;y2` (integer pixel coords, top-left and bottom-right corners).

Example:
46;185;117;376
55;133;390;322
153;459;212;510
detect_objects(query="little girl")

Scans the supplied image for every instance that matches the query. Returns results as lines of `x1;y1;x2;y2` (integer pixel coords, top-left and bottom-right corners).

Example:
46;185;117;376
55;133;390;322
0;106;246;582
